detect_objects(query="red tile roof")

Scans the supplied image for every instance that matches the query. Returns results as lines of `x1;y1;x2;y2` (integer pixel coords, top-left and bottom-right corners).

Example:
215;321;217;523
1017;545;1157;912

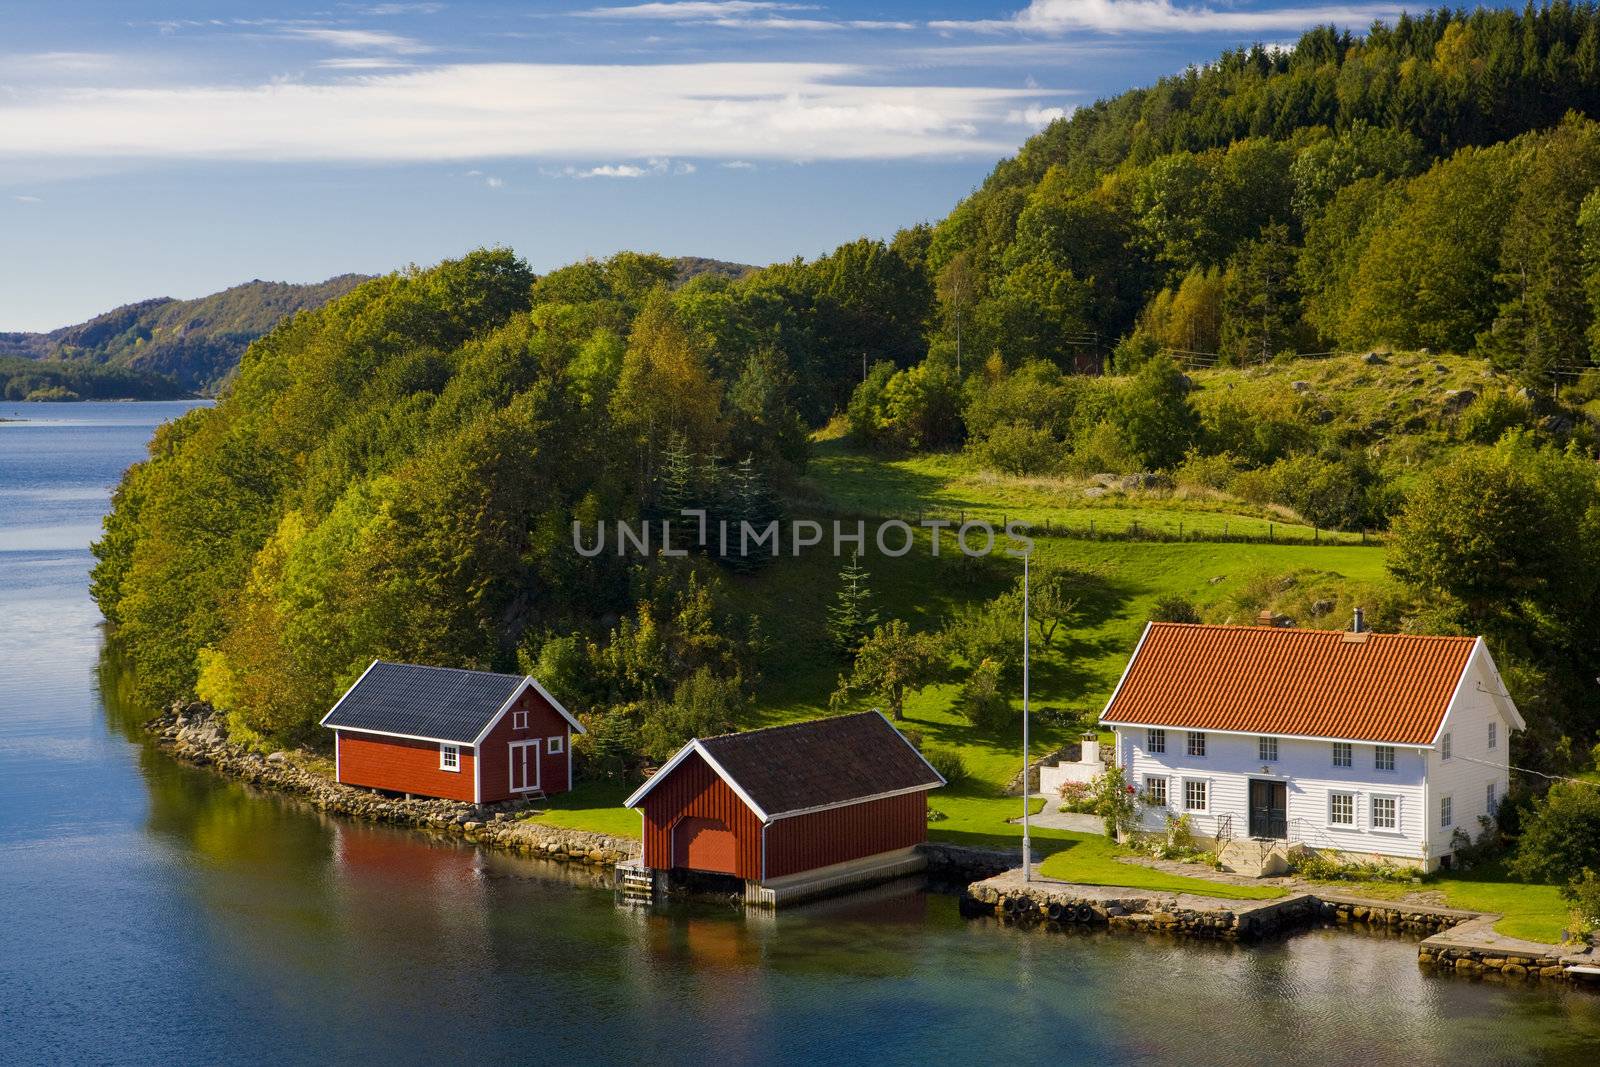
1100;623;1479;745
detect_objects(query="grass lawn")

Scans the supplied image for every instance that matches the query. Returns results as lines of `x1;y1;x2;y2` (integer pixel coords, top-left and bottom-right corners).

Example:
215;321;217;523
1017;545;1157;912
1035;835;1286;900
529;779;640;838
1304;861;1573;942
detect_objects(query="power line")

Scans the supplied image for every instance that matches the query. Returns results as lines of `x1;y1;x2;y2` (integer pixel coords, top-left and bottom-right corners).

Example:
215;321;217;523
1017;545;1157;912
1450;750;1598;787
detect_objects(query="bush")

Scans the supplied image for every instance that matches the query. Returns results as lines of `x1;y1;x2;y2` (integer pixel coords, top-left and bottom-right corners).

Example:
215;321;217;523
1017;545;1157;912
922;745;969;785
1511;780;1600;885
1174;448;1242;491
1565;868;1600;933
1088;765;1140;839
958;657;1013;730
971;420;1060;476
1289;851;1419;882
1150;595;1201;624
1458;388;1534;444
1057;780;1095;813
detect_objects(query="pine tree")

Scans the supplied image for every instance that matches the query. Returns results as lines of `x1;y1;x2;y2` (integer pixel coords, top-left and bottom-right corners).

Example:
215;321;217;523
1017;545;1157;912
827;553;879;655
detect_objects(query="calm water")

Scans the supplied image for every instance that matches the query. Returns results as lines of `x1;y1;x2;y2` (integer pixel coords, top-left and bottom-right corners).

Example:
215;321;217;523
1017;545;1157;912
2;401;1600;1066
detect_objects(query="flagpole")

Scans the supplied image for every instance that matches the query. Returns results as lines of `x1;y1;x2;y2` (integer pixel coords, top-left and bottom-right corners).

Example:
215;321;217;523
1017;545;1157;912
1022;551;1031;882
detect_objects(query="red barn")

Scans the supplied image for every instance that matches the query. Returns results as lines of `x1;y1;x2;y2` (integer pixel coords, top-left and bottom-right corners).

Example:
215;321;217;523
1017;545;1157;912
623;712;945;906
321;660;584;805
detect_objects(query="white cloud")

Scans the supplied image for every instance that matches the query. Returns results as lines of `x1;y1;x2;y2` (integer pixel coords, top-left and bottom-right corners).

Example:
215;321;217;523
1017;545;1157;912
276;27;433;53
721;160;755;169
361;3;446;13
576;2;814;18
13;194;43;203
933;0;1397;35
564;157;696;178
484;175;504;187
317;57;413;69
576;2;912;31
0;62;1052;164
0;52;121;77
1007;104;1071;126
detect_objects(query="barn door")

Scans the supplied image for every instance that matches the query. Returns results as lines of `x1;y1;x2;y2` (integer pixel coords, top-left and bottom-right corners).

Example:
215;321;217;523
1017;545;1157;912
672;817;738;875
509;740;541;793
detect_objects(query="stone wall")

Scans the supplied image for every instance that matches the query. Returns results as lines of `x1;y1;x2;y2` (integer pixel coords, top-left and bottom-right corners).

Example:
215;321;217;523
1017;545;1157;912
150;702;639;868
918;842;1020;881
1416;944;1571;980
962;878;1319;940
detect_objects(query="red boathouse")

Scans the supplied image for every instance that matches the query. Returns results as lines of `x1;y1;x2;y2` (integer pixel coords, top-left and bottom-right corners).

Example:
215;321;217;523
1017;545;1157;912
321;660;584;805
622;712;945;906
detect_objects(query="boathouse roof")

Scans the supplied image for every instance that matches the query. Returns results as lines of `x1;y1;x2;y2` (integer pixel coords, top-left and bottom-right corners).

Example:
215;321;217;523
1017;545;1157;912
624;711;945;822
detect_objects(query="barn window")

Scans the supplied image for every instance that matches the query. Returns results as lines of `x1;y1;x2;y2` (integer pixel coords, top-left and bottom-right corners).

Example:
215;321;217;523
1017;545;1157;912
1146;728;1166;754
512;709;528;730
439;744;460;772
1332;742;1352;768
548;735;564;755
1374;745;1395;771
1370;795;1398;831
1329;792;1355;826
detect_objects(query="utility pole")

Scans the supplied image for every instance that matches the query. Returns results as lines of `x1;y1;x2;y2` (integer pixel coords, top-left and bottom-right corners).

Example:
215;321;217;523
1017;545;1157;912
1022;552;1032;882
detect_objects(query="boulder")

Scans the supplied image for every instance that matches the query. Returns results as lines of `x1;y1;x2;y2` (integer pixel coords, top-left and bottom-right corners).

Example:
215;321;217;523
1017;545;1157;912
1361;351;1388;365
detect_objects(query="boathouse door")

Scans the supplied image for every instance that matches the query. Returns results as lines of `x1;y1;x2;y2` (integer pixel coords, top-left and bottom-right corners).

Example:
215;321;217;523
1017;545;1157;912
509;740;541;794
1248;779;1287;839
672;817;738;875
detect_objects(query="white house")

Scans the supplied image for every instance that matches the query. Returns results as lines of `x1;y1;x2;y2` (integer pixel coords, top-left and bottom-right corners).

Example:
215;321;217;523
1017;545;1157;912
1099;617;1524;874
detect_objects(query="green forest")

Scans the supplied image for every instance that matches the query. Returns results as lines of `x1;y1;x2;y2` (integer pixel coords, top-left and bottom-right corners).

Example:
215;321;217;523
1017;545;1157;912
91;4;1600;927
0;356;183;402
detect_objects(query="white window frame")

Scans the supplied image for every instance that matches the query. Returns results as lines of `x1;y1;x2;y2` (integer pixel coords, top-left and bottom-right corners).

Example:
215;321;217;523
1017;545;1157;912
1488;722;1497;750
1183;777;1209;813
1487;781;1497;814
1186;731;1206;758
1441;732;1452;761
1258;736;1278;762
1146;728;1166;754
1374;744;1395;772
1440;795;1453;828
1370;794;1400;833
511;709;529;731
548;735;565;755
1332;741;1352;768
1328;790;1356;828
1144;775;1168;807
439;743;460;772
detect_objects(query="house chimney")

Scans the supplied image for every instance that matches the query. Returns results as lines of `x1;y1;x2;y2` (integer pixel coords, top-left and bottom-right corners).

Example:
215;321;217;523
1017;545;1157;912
1352;607;1365;633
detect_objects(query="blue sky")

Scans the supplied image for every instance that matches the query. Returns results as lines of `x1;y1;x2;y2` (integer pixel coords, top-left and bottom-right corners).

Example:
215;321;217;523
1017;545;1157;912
1;0;1430;330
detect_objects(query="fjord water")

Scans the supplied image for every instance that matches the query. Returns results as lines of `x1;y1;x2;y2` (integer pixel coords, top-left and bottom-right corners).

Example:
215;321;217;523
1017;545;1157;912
2;402;1599;1066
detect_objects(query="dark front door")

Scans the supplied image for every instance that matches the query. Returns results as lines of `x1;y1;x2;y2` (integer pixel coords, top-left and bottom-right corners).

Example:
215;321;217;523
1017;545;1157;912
1249;779;1287;839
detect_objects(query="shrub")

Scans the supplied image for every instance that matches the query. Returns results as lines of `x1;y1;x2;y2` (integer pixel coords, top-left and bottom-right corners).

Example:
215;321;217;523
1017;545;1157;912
1289;851;1419;882
1511;780;1600;885
971;420;1060;476
1458;388;1534;444
1057;780;1095;813
1150;594;1201;624
958;657;1012;730
1088;765;1140;839
1174;448;1241;491
922;745;969;785
1565;868;1600;933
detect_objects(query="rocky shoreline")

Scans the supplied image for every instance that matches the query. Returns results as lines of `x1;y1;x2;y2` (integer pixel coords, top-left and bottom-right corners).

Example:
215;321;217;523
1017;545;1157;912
149;702;639;868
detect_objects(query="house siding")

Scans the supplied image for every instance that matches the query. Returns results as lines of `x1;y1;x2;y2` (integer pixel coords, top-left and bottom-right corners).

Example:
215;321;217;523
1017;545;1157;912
335;730;477;803
1424;653;1514;862
639;752;764;880
763;791;928;880
1115;727;1430;864
476;689;573;803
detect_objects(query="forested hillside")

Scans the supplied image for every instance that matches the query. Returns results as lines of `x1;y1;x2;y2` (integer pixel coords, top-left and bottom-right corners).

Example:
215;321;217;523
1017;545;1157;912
0;356;183;401
93;5;1600;800
0;276;370;394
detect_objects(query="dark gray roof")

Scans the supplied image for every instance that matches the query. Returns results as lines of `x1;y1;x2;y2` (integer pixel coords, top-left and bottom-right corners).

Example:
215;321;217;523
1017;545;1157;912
321;661;526;744
697;712;944;817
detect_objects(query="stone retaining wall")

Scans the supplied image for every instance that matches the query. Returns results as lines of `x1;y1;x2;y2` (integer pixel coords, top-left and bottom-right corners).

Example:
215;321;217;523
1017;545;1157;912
150;702;639;868
962;877;1318;940
1417;944;1570;980
918;842;1019;881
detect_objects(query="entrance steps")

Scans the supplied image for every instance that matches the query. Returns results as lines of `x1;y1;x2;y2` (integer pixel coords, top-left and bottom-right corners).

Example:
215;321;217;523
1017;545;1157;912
1219;838;1294;878
615;859;658;905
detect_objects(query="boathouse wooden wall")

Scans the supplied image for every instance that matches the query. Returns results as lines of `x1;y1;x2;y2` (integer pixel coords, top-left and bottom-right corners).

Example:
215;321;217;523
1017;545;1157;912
762;791;928;879
638;752;763;880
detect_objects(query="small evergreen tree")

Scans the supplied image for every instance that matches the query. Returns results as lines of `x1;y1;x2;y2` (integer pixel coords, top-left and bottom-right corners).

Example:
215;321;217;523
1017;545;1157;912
827;553;879;654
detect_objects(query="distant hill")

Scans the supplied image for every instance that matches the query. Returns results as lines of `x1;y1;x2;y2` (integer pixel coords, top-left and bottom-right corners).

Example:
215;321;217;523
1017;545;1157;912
0;275;372;395
671;256;757;284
